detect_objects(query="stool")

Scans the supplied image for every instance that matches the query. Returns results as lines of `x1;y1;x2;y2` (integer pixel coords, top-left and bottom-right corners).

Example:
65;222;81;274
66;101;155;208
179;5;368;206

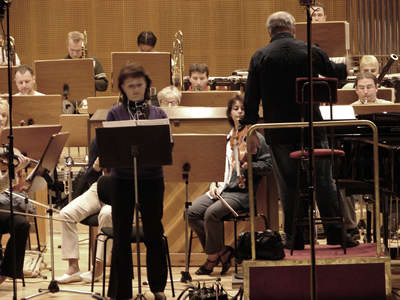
91;226;175;297
289;148;347;253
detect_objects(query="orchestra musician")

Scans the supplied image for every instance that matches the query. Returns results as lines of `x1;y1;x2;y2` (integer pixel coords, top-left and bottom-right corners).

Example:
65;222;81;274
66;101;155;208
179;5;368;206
187;94;272;275
0;32;21;66
359;55;380;76
101;63;169;300
137;31;157;52
310;1;327;23
55;138;112;284
0;99;31;285
241;11;358;249
351;72;393;105
158;85;181;107
188;63;210;91
64;31;108;92
14;65;44;96
342;55;380;89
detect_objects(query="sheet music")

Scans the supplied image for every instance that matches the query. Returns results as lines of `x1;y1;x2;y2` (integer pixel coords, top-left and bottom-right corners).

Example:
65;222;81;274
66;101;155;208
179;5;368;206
102;118;170;127
102;118;173;143
319;105;356;120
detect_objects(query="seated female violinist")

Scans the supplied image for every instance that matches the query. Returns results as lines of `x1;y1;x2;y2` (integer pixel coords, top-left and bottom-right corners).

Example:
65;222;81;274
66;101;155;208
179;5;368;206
187;94;272;275
0;99;31;285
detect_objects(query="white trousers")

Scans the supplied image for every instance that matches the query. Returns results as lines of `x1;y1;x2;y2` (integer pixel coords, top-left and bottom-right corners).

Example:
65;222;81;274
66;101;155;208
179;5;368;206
60;181;112;262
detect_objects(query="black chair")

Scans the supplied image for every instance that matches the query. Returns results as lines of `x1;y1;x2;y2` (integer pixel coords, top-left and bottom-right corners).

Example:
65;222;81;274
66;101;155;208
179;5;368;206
80;213;99;271
0;235;25;287
91;226;175;297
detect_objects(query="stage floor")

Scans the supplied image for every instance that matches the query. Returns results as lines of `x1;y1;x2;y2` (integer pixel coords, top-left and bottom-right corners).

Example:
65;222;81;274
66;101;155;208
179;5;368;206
284;242;379;259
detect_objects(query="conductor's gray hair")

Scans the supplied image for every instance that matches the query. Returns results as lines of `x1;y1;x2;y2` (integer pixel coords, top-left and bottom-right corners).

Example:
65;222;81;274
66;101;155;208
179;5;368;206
266;11;296;35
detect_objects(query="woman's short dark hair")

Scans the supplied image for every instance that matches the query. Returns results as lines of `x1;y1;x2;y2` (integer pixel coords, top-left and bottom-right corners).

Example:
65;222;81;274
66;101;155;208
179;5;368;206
118;63;152;104
137;31;157;47
226;94;243;127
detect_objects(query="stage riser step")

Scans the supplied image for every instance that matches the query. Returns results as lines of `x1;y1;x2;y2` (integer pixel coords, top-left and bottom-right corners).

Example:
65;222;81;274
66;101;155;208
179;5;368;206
243;257;391;300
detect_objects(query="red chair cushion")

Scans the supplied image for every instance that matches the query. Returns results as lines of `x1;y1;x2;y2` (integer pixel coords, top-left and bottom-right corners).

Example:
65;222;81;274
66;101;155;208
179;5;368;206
289;149;345;159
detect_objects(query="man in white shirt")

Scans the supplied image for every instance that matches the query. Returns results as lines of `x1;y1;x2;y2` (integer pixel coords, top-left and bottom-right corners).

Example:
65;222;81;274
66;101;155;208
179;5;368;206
14;65;44;96
351;72;392;105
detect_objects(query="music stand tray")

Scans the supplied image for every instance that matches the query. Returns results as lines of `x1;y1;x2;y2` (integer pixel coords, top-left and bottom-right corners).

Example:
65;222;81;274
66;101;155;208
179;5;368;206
0;65;17;93
96;119;172;168
34;59;95;99
111;52;171;94
26;132;70;193
12;95;62;126
163;134;226;182
295;21;350;57
0;125;62;161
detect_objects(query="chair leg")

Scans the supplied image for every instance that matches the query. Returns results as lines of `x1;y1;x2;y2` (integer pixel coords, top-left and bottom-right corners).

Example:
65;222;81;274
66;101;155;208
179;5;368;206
34;217;41;252
91;233;101;293
102;236;110;297
233;219;238;274
22;274;25;287
163;235;175;297
88;226;92;271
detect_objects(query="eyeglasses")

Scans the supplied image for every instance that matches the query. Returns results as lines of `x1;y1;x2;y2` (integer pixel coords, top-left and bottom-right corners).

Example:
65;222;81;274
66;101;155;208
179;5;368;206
160;100;179;107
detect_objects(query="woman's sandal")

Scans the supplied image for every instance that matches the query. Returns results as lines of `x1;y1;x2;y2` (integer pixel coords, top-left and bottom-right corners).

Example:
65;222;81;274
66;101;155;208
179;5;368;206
219;246;234;275
195;257;220;275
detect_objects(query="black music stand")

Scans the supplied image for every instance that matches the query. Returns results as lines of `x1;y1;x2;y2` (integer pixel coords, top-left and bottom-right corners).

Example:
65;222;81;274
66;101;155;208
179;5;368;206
163;134;226;283
22;132;96;300
96;121;172;299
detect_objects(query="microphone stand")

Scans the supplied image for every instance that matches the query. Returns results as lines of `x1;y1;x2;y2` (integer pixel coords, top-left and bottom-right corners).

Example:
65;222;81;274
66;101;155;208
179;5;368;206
180;162;192;283
0;1;19;299
300;1;317;299
22;170;94;300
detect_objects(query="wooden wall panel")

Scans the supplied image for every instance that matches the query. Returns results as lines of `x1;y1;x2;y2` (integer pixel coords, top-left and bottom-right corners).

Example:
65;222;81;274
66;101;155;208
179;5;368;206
6;0;348;256
7;0;347;97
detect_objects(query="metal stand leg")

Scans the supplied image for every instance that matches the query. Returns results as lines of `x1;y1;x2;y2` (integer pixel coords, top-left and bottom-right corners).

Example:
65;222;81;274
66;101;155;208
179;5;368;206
180;163;192;283
22;176;95;300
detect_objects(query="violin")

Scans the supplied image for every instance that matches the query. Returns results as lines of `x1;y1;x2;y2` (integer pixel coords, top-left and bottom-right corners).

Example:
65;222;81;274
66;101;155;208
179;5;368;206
230;125;248;189
0;147;38;172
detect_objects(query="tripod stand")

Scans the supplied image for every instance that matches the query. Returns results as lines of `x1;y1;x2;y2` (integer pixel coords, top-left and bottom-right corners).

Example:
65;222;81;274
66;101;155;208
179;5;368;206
22;133;95;300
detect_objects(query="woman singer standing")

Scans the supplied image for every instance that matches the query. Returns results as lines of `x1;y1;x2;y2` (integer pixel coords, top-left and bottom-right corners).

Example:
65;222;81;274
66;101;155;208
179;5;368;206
103;64;169;300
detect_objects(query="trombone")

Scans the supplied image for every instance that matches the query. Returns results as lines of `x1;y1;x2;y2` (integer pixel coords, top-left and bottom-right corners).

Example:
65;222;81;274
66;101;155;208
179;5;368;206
172;30;184;90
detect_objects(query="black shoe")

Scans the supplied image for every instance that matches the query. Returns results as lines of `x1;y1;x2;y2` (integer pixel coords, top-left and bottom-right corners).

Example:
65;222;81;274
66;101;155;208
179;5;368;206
284;236;305;250
220;246;234;275
347;228;361;240
327;233;359;248
195;257;219;275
